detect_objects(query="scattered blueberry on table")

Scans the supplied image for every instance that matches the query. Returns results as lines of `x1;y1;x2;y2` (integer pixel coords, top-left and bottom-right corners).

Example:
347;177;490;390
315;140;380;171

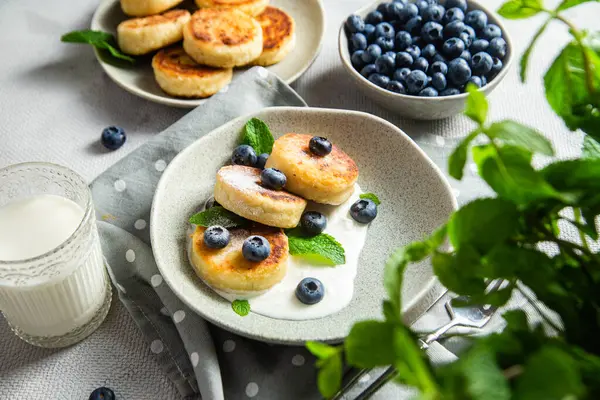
101;126;126;150
345;0;507;97
295;277;325;305
89;387;115;400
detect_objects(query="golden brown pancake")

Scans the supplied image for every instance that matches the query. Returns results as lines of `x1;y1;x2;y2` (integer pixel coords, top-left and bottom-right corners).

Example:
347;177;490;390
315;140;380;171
257;6;293;52
195;0;269;16
119;9;189;29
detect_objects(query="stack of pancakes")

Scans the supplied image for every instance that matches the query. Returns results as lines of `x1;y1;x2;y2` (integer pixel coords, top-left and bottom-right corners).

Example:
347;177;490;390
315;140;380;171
116;0;296;98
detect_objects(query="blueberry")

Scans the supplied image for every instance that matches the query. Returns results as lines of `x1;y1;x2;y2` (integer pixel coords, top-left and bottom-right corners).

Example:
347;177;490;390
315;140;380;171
89;387;115;400
488;57;503;79
394;31;412;51
301;211;327;235
387;80;407;94
350;199;378;223
351;50;366;69
387;2;404;20
375;54;396;76
488;37;507;59
393;0;409;5
467;76;483;88
445;0;467;12
399;3;419;22
421;43;437;59
443;7;465;24
295;278;325;305
463;25;476;41
471;51;493;75
203;226;230;249
419;87;439;96
470;39;489;54
385;51;397;60
481;24;502;41
362;44;382;64
101;126;126;150
377;2;391;15
360;64;379;77
309;136;333;156
412;36;425;47
345;15;365;34
444;20;465;38
242;236;271;262
393;67;412;83
363;24;377;42
465;10;488;32
404;16;423;35
442;38;465;58
440;87;461;96
416;0;430;15
413;57;429;72
430;60;448;74
431;72;447;90
351;33;368;51
261;168;287;190
231;144;257;166
448;57;472;85
395;51;414;68
432;53;447;63
406;70;429;94
459;50;472;63
375;22;395;40
365;10;384;25
459;31;472;47
480;75;488;86
375;37;395;52
369;73;391;88
205;196;220;210
421;22;443;43
405;45;421;60
256;153;269;169
422;5;445;22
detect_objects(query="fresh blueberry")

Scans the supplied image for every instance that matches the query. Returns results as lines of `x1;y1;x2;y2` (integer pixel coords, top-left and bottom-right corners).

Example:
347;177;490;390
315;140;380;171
412;36;425;47
295;278;325;305
309;136;333;156
231;144;257;166
346;15;365;34
363;24;377;42
360;64;379;77
361;44;382;64
242;236;271;262
261;168;287;190
365;10;384;25
481;24;502;41
377;2;391;15
488;37;507;59
385;51;397;60
459;31;472;47
387;2;404;20
443;7;465;24
442;38;465;58
375;36;395;52
101;126;126;150
416;0;430;16
440;87;461;96
413;57;429;72
375;54;396;76
488;57;503;79
369;73;391;88
448;57;472;85
387;80;407;94
467;75;483;88
465;10;488;32
351;50;366;69
405;45;421;60
430;60;448;74
421;21;443;43
405;70;429;94
350;199;378;223
480;75;488;86
393;0;409;5
445;0;467;12
301;211;327;235
470;39;489;54
351;33;368;51
205;196;220;210
393;67;412;83
432;53;446;63
256;153;269;169
394;31;412;51
444;20;465;38
404;16;423;35
399;3;419;22
395;51;414;68
471;51;493;75
421;43;437;59
89;387;115;400
422;4;445;23
203;226;230;249
375;22;395;40
463;25;476;41
419;87;439;96
431;72;447;91
459;50;472;63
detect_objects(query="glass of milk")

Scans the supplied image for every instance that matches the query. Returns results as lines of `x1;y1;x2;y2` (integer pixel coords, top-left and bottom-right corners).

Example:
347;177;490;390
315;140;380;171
0;162;111;348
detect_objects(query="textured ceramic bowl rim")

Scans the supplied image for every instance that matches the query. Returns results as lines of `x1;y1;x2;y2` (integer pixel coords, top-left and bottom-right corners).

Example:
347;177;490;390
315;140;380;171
150;106;457;344
338;0;514;103
90;0;327;108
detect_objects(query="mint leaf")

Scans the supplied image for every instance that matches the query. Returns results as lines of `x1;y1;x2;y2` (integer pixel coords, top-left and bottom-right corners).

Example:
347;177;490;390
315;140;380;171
464;84;488;125
360;192;381;205
583;135;600;159
392;324;439;393
449;130;480;180
61;30;135;63
189;206;246;228
241;118;275;155
287;228;345;266
497;0;543;19
458;346;511;400
232;299;250;316
345;321;396;367
487;120;554;156
520;19;550;82
556;0;599;11
306;341;339;359
307;342;343;398
432;249;486;295
542;159;600;192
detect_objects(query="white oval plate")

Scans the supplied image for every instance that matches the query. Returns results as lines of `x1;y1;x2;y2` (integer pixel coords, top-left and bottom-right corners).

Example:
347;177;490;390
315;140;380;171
150;107;457;344
91;0;325;108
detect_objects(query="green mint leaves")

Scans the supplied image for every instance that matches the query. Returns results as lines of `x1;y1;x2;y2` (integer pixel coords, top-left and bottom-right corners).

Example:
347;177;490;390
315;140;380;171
286;228;345;266
306;342;343;398
520;19;551;82
583;135;600;159
189;206;246;228
497;0;543;19
359;192;381;205
465;84;488;125
232;299;250;316
61;30;135;64
241;118;275;155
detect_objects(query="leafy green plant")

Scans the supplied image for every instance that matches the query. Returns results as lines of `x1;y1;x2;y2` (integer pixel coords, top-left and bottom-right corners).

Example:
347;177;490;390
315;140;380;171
309;1;600;398
61;30;135;64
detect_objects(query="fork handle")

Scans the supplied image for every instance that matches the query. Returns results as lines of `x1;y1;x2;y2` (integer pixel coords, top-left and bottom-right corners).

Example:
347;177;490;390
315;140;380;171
421;319;461;347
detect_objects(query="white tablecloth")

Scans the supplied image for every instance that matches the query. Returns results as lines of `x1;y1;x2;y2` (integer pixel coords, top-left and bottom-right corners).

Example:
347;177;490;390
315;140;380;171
0;0;596;398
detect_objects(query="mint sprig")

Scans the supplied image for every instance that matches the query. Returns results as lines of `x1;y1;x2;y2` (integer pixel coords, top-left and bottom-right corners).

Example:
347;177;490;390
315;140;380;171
359;192;381;205
232;299;250;316
189;206;246;228
286;227;345;266
241;118;275;155
61;30;135;64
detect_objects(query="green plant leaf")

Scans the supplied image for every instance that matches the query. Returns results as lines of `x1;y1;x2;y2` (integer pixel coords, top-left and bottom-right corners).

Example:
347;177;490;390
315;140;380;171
449;130;480;180
345;321;396;367
487;120;554;156
286;227;345;265
392;325;439;394
556;0;599;11
520;19;551;82
432;250;487;295
502;309;530;331
306;341;339;359
497;0;543;19
360;192;381;205
189;206;247;228
452;287;514;308
61;30;135;63
459;346;511;400
231;300;250;316
542;159;600;192
241;118;275;155
464;84;488;125
583;135;600;159
307;342;343;399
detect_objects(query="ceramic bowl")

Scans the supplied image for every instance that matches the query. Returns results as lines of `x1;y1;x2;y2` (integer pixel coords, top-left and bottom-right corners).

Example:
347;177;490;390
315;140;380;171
338;0;513;120
151;107;457;344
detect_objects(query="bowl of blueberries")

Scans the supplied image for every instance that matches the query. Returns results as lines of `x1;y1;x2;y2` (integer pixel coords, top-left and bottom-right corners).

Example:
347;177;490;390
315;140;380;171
339;0;513;120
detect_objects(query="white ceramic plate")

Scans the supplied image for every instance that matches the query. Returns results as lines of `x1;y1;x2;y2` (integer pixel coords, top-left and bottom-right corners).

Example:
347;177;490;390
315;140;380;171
150;107;457;344
91;0;325;108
